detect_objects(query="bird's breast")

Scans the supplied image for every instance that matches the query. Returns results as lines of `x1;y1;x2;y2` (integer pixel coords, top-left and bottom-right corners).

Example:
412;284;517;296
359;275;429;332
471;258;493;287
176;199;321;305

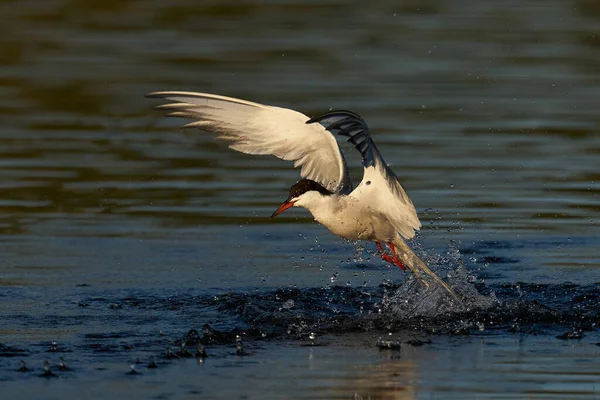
321;217;374;240
310;202;392;241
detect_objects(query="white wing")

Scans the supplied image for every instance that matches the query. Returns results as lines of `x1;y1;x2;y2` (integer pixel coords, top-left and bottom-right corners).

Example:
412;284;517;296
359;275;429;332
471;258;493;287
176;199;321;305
307;111;421;239
146;91;352;193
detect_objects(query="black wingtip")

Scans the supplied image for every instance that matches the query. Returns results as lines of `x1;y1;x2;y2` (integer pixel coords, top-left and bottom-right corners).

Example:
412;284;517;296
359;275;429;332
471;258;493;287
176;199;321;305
306;110;365;125
307;109;375;168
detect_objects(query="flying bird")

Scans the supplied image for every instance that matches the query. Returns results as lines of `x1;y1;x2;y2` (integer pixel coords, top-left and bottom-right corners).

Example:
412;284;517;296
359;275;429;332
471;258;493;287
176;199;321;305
146;91;459;300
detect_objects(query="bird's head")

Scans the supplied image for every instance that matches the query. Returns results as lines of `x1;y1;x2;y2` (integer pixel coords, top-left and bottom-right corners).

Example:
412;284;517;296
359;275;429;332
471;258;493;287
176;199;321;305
270;179;333;217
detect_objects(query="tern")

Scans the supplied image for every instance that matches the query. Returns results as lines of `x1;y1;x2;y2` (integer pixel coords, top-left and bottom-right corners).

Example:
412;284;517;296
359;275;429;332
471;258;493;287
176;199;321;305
147;91;459;300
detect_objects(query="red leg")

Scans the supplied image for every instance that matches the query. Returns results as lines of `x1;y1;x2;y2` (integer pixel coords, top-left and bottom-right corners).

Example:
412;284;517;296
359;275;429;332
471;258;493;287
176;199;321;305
387;242;406;270
376;242;395;264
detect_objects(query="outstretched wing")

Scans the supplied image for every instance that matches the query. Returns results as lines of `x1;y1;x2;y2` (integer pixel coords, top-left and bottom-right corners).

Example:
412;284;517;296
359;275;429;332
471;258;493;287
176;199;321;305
146;91;352;194
307;111;421;239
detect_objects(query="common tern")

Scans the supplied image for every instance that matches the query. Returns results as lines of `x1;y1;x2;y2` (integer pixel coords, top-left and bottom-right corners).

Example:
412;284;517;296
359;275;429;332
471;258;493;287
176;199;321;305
147;91;459;300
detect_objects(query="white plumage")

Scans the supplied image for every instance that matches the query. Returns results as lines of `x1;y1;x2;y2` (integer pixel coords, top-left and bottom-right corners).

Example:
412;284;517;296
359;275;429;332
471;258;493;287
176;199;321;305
147;91;459;301
151;91;350;193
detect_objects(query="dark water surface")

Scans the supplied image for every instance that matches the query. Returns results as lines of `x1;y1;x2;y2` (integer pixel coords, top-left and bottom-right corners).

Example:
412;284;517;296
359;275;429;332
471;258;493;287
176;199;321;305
1;0;600;398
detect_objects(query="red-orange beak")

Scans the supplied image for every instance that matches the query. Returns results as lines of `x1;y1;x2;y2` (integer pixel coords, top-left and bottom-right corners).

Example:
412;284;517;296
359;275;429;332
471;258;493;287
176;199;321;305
270;199;295;218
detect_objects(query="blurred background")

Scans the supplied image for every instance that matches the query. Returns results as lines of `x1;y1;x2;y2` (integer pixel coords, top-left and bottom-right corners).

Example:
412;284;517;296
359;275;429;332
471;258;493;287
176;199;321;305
0;1;599;398
1;0;598;288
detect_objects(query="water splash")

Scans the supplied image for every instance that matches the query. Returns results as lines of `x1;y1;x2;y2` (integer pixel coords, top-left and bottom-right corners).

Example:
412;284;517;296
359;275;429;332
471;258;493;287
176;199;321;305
385;247;499;319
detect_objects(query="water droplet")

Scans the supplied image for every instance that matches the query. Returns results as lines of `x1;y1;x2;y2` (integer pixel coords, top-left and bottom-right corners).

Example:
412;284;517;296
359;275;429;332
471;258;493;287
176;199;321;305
18;360;29;372
330;272;339;283
127;363;138;375
166;346;178;359
283;299;295;309
42;360;57;377
58;357;70;371
177;342;192;357
236;335;245;356
195;343;207;358
147;355;158;369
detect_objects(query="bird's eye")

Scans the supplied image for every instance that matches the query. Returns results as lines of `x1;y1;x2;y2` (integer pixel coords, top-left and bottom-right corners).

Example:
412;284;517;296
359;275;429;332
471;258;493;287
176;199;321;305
366;181;371;185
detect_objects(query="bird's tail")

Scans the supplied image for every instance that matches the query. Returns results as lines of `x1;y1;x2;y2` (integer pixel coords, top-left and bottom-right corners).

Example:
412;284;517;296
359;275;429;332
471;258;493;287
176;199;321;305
393;238;461;302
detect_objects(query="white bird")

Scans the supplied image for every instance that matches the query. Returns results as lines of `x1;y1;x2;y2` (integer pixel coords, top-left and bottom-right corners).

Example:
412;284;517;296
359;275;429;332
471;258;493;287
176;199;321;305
146;91;459;300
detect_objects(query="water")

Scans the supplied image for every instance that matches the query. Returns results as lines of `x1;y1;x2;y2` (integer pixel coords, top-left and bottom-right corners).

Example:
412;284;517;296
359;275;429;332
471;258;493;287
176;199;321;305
1;0;600;398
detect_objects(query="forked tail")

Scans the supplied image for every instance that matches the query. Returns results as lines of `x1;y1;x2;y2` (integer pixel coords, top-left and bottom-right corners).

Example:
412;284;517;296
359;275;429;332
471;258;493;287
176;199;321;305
393;238;462;302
